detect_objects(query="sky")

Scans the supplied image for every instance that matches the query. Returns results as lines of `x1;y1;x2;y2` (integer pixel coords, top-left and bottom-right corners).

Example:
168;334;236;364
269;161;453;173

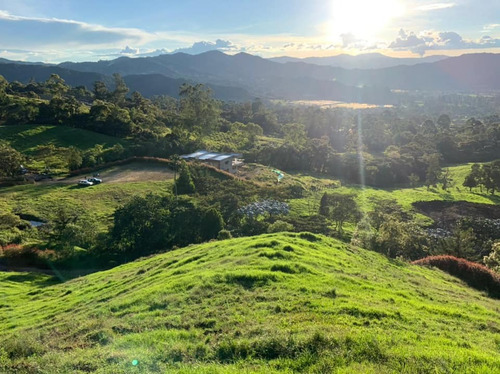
0;0;499;62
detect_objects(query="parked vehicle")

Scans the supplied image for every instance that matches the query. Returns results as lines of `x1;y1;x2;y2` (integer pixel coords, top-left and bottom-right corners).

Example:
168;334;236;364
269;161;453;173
78;179;93;187
87;177;102;184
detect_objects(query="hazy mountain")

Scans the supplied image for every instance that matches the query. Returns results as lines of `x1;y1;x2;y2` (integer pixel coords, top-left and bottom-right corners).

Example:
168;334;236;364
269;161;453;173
330;53;500;91
123;74;253;101
270;53;449;69
1;52;499;104
0;58;51;66
0;63;109;88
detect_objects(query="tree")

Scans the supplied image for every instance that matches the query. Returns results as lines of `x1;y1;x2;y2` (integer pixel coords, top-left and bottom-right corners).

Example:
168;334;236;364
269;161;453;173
463;174;478;192
45;74;69;98
200;208;224;241
437;114;451;132
440;168;453;191
111;73;129;106
376;219;428;259
179;84;221;134
484;241;500;273
319;193;361;234
67;147;83;171
174;161;195;195
423;153;442;189
93;81;109;101
282;123;307;147
0;143;24;177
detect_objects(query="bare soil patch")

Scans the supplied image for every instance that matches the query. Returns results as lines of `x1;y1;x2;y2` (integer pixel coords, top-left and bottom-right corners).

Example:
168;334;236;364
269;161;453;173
413;200;500;227
54;162;174;185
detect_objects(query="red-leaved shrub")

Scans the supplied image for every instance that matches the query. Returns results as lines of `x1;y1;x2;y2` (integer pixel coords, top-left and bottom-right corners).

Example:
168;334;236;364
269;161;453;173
412;255;500;299
0;245;55;269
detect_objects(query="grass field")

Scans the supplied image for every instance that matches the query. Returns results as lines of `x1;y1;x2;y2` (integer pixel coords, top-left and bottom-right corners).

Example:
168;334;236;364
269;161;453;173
0;162;174;232
269;163;500;226
0;124;127;153
0;233;498;373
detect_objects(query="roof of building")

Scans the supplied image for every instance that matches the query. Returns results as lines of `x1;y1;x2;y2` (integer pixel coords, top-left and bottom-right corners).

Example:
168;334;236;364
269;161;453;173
180;150;242;162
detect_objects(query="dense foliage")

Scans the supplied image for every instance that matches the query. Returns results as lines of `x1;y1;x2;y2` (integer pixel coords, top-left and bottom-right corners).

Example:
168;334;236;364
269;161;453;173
413;255;500;298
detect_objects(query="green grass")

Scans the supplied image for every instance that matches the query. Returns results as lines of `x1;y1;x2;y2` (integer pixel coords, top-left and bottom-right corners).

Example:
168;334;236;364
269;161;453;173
0;124;127;153
0;165;173;234
1;233;499;373
286;163;500;226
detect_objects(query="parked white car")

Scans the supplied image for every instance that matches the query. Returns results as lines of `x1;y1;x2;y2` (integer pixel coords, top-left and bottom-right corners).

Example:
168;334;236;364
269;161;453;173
87;177;102;184
78;179;93;187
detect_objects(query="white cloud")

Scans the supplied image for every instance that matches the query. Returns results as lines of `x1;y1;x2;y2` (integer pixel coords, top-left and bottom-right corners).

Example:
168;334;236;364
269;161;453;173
120;46;139;55
389;28;500;55
171;39;239;54
0;11;156;50
416;3;456;11
483;24;500;32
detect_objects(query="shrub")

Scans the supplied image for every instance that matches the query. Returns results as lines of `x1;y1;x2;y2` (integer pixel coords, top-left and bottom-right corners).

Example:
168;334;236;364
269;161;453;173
412;255;500;298
217;229;232;240
267;220;294;233
0;245;56;268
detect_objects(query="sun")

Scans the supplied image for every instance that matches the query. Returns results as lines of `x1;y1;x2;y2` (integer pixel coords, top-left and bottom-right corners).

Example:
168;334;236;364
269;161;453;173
328;0;405;40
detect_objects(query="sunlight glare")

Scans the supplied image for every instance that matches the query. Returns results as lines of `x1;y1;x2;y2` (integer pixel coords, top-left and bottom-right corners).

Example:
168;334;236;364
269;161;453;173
329;0;405;40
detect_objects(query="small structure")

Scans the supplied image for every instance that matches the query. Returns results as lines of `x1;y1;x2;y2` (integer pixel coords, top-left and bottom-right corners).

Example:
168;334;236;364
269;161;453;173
180;150;243;173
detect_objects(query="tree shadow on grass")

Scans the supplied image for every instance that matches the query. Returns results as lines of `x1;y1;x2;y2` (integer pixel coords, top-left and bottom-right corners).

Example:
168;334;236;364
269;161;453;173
3;272;60;287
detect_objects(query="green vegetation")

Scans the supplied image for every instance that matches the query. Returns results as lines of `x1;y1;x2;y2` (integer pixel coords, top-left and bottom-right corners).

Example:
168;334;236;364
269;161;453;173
0;125;126;153
1;233;499;373
1;73;500;372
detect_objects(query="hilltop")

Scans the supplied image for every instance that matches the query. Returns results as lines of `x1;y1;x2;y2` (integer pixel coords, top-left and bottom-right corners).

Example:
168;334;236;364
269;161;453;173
1;233;499;373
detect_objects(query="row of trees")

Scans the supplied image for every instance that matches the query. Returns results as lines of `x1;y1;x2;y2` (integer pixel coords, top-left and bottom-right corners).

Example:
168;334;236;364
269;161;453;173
463;161;500;194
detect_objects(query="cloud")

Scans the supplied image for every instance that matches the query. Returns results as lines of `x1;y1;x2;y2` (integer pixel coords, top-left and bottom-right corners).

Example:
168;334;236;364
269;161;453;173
340;33;365;48
483;24;500;32
389;29;500;55
416;3;455;11
120;46;139;55
0;11;154;50
171;39;238;54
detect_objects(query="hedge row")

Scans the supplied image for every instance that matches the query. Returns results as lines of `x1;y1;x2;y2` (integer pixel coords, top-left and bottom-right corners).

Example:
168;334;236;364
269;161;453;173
412;255;500;299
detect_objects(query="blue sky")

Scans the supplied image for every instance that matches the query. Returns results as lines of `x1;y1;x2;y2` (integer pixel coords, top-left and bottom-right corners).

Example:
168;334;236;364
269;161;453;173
0;0;499;62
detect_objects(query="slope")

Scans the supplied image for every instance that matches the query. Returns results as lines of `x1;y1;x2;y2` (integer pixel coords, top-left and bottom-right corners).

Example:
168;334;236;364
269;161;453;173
1;233;499;373
0;125;127;153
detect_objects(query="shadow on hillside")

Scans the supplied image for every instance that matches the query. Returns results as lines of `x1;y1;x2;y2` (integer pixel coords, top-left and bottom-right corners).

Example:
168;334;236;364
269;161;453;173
3;272;60;287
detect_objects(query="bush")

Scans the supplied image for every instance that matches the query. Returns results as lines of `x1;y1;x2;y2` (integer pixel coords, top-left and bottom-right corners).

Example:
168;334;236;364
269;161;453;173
217;229;232;240
267;220;294;233
0;245;56;268
412;255;500;298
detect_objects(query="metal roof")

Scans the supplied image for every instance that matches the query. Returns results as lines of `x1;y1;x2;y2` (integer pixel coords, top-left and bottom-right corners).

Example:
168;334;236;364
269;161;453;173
198;152;221;160
180;150;242;162
180;150;209;159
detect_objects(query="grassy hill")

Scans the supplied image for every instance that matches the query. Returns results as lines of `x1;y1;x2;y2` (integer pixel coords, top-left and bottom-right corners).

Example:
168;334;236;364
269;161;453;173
0;162;174;234
1;233;499;373
0;124;129;174
0;125;127;153
238;163;500;227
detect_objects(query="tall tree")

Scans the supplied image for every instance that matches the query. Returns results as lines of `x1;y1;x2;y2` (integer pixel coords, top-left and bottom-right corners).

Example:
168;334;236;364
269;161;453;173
174;161;195;195
111;73;129;106
179;84;221;134
319;193;361;234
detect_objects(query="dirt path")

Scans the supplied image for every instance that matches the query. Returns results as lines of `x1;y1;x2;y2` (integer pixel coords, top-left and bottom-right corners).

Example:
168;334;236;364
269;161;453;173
51;162;175;185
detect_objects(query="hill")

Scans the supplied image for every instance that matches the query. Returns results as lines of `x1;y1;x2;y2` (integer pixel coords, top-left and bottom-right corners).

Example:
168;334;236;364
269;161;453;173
0;125;127;154
270;53;448;69
2;52;499;103
1;233;499;373
0;62;109;89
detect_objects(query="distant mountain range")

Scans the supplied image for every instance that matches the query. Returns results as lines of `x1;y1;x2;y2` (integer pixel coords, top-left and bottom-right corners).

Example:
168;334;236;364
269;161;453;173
0;52;499;104
269;53;448;69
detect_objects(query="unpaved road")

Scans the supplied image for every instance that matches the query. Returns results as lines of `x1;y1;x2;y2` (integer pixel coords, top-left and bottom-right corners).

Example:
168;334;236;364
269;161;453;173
52;162;175;185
